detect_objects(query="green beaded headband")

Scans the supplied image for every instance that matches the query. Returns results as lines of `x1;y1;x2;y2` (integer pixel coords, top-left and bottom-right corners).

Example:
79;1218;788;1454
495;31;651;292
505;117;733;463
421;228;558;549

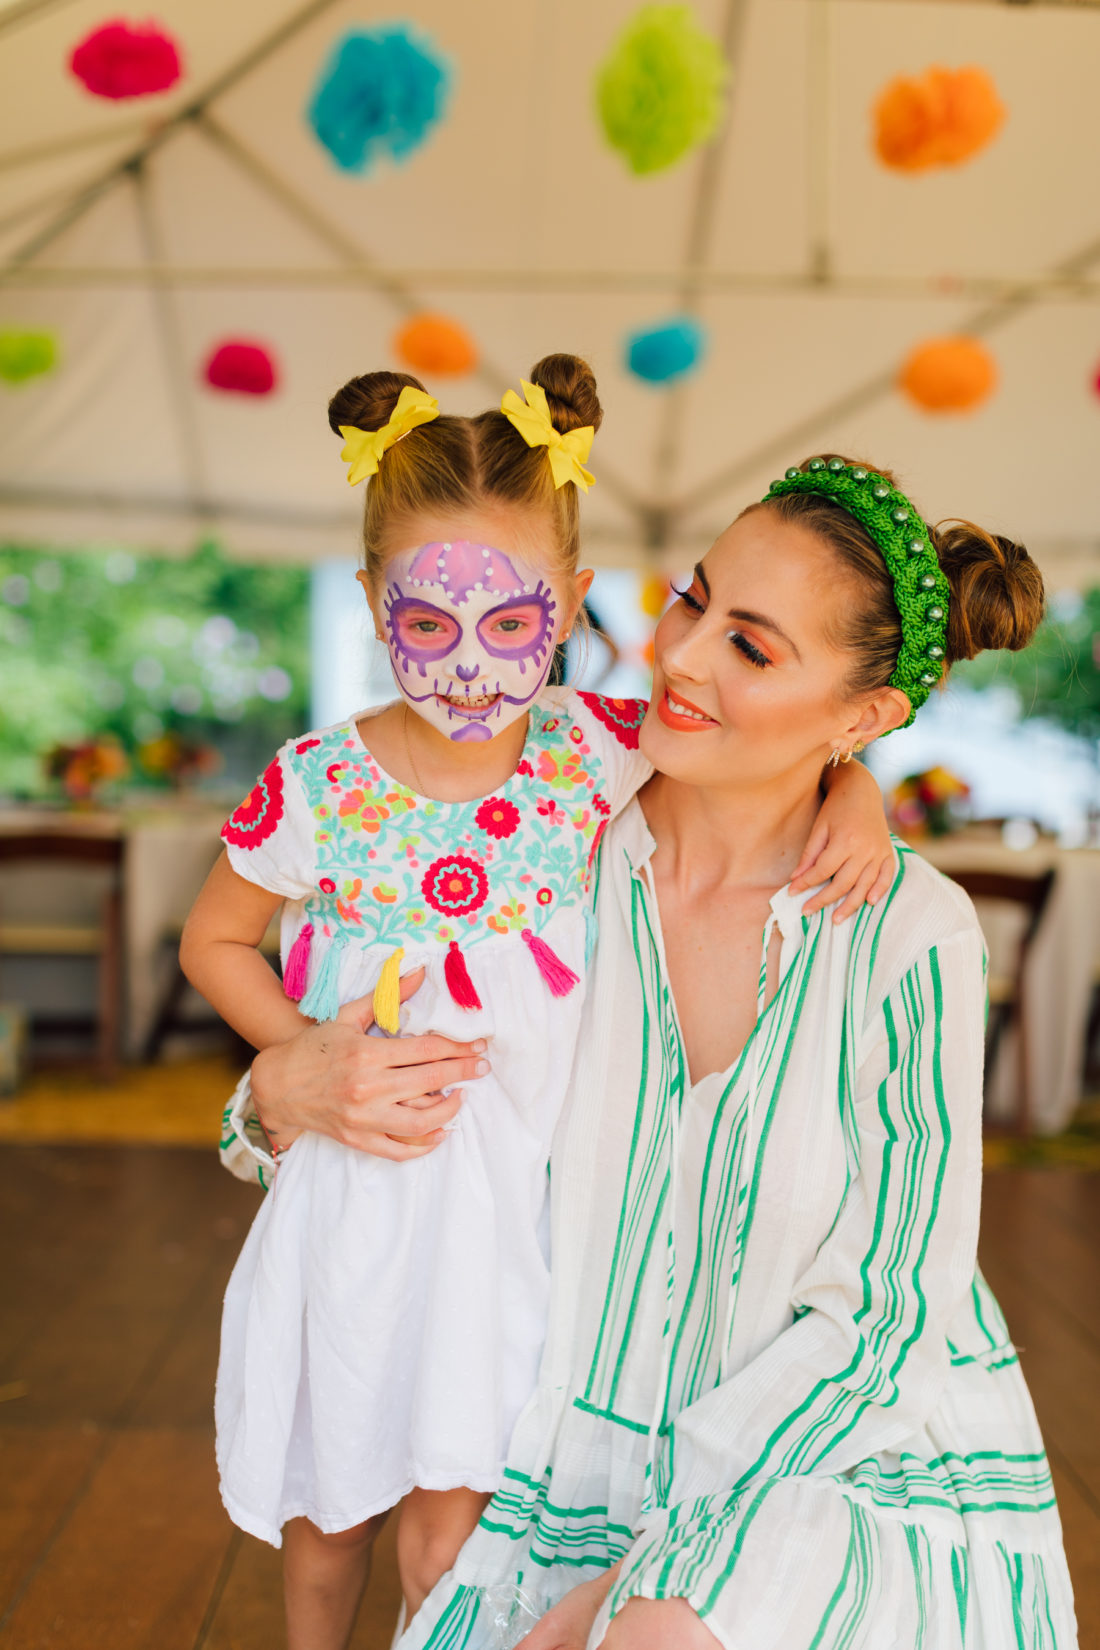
763;457;950;728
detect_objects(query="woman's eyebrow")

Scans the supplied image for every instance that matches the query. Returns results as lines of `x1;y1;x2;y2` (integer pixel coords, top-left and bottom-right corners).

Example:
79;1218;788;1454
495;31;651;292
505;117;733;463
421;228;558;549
728;608;802;662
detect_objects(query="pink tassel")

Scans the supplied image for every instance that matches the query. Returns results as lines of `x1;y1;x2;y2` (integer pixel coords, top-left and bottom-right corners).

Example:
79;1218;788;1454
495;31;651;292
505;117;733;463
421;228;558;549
282;922;313;1001
445;940;483;1011
521;928;580;998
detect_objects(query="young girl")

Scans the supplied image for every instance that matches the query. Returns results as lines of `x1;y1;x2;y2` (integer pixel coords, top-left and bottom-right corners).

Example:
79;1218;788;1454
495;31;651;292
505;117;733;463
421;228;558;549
181;355;892;1650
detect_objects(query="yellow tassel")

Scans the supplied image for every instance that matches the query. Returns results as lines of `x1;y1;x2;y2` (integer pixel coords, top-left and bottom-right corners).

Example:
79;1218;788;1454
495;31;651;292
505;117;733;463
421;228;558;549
372;946;404;1035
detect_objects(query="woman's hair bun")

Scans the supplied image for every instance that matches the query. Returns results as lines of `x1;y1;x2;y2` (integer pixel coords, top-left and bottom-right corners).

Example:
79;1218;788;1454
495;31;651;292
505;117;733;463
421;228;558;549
327;370;428;438
933;520;1045;662
528;354;603;436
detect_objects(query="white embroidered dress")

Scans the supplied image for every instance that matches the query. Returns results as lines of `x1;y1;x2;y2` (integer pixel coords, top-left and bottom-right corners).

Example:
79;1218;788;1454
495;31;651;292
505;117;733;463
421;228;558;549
399;807;1077;1650
215;688;649;1546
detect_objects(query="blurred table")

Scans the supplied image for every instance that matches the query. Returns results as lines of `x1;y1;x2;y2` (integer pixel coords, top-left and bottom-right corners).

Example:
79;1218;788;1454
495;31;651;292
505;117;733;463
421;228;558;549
0;800;226;1059
916;832;1100;1134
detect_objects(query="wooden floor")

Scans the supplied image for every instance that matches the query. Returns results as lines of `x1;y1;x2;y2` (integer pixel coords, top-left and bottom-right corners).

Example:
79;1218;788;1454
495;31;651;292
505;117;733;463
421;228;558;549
0;1149;1096;1650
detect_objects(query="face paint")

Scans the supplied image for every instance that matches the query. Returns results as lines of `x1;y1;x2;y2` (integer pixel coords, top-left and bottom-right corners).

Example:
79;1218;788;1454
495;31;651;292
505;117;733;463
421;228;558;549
382;541;560;742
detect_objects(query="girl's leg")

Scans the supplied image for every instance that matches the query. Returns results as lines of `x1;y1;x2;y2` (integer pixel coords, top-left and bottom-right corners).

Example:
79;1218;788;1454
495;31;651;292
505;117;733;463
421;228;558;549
396;1487;492;1621
283;1511;389;1650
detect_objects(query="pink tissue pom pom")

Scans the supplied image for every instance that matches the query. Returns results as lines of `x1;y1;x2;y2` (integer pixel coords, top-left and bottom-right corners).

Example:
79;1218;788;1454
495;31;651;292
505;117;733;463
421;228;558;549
69;18;182;101
203;341;278;397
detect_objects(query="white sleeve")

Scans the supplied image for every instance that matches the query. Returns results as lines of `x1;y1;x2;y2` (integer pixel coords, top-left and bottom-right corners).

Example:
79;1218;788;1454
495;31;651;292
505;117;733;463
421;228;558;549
567;690;653;818
218;1070;277;1189
221;743;316;901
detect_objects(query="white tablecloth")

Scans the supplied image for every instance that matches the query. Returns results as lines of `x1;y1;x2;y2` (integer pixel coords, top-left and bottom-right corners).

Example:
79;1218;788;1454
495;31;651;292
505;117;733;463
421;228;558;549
916;835;1100;1134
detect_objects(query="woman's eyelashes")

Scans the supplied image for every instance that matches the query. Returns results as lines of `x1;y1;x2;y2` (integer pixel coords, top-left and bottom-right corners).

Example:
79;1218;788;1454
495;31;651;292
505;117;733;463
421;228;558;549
671;583;771;669
671;581;705;614
729;630;771;669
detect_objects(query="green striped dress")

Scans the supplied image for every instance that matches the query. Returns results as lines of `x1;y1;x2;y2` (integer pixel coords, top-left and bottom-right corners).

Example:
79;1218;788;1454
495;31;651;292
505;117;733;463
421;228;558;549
399;802;1077;1650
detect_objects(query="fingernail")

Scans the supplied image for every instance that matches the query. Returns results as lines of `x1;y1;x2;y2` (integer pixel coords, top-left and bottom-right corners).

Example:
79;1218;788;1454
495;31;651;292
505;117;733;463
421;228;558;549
471;1039;487;1054
475;1058;490;1076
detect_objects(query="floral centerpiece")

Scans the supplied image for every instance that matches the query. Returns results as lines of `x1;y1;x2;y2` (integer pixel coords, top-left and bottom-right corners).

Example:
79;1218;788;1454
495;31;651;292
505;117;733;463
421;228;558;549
43;737;129;804
137;732;222;790
889;765;971;837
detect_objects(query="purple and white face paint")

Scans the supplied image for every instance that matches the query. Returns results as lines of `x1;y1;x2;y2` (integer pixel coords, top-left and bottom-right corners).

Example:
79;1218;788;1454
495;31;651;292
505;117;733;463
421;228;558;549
382;541;560;742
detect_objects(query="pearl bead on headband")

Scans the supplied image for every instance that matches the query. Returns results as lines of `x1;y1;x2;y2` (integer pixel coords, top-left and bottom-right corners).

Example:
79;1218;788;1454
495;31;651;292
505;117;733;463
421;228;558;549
763;459;950;727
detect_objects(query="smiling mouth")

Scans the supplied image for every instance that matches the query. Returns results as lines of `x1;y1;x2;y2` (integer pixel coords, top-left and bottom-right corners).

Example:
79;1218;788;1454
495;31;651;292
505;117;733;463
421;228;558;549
436;691;501;717
658;687;719;729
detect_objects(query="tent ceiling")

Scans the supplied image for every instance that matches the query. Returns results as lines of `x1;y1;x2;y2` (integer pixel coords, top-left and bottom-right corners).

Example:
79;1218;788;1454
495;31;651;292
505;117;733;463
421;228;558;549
0;0;1099;582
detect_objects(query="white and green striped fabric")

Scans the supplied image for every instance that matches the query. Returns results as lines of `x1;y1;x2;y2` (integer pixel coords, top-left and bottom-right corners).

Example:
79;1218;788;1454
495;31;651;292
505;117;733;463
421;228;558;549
400;802;1077;1650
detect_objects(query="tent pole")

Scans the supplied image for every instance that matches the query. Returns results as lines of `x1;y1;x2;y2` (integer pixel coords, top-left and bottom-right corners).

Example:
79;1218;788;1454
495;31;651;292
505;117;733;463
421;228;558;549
650;0;752;497
0;0;346;273
0;0;83;41
131;162;209;519
672;225;1100;519
194;112;651;521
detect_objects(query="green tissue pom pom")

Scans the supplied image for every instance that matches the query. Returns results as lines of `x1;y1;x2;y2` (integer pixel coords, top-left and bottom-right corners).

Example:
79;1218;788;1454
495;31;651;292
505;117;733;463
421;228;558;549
0;329;58;384
596;5;728;177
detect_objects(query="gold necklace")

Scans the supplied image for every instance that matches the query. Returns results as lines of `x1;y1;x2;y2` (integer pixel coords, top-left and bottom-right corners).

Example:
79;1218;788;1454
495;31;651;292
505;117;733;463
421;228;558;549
403;704;428;795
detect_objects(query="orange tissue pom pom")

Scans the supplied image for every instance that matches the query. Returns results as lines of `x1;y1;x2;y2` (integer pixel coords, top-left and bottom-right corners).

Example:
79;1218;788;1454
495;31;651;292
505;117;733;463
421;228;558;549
898;337;998;414
394;314;477;376
874;65;1005;173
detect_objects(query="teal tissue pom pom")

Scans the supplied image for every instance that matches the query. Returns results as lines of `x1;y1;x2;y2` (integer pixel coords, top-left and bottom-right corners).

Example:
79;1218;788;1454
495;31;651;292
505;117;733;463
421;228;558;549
307;24;450;174
596;5;728;176
626;317;705;384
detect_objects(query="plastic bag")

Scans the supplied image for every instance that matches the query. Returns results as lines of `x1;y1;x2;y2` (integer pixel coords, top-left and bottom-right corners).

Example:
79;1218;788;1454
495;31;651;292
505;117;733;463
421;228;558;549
478;1583;541;1649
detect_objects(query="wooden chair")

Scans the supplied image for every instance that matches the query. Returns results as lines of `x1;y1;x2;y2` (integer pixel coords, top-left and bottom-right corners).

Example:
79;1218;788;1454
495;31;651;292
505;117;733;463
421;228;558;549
0;831;125;1079
141;913;281;1062
948;868;1055;1135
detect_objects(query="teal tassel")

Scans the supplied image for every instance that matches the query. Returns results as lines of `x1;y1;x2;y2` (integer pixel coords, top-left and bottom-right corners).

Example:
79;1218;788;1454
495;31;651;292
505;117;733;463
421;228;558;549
583;905;599;965
299;935;346;1022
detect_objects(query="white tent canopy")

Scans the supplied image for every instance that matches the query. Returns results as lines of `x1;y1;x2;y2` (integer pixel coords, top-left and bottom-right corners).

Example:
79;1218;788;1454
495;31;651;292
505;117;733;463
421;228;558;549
1;0;1099;583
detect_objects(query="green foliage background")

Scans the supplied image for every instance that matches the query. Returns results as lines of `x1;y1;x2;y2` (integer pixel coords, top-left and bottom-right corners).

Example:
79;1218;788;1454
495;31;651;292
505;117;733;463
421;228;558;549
1;540;310;798
958;592;1100;736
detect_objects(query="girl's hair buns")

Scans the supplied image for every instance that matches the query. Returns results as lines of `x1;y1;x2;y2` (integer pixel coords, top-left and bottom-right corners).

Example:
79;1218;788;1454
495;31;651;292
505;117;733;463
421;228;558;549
326;371;427;437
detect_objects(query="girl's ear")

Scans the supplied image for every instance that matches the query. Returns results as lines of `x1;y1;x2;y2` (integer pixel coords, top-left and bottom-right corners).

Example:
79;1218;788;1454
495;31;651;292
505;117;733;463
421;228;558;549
561;567;594;635
356;569;386;640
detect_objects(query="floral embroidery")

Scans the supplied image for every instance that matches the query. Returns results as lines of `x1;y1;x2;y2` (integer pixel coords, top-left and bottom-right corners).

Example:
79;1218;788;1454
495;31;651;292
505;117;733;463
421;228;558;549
247;694;645;958
475;797;520;840
577;690;647;749
222;757;284;849
536;748;589;792
422;854;490;917
487;898;527;935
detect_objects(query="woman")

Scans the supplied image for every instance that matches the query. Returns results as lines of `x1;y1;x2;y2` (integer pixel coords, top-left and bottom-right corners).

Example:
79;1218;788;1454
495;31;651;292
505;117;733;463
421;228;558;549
228;457;1075;1649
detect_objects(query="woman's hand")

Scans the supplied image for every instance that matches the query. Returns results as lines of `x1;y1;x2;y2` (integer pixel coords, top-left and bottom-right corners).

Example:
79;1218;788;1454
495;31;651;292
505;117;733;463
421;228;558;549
791;759;894;921
517;1562;623;1650
251;968;490;1162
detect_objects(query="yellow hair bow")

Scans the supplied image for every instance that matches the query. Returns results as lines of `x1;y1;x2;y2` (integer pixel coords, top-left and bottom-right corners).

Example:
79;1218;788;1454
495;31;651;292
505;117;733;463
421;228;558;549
500;380;595;492
339;386;440;486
